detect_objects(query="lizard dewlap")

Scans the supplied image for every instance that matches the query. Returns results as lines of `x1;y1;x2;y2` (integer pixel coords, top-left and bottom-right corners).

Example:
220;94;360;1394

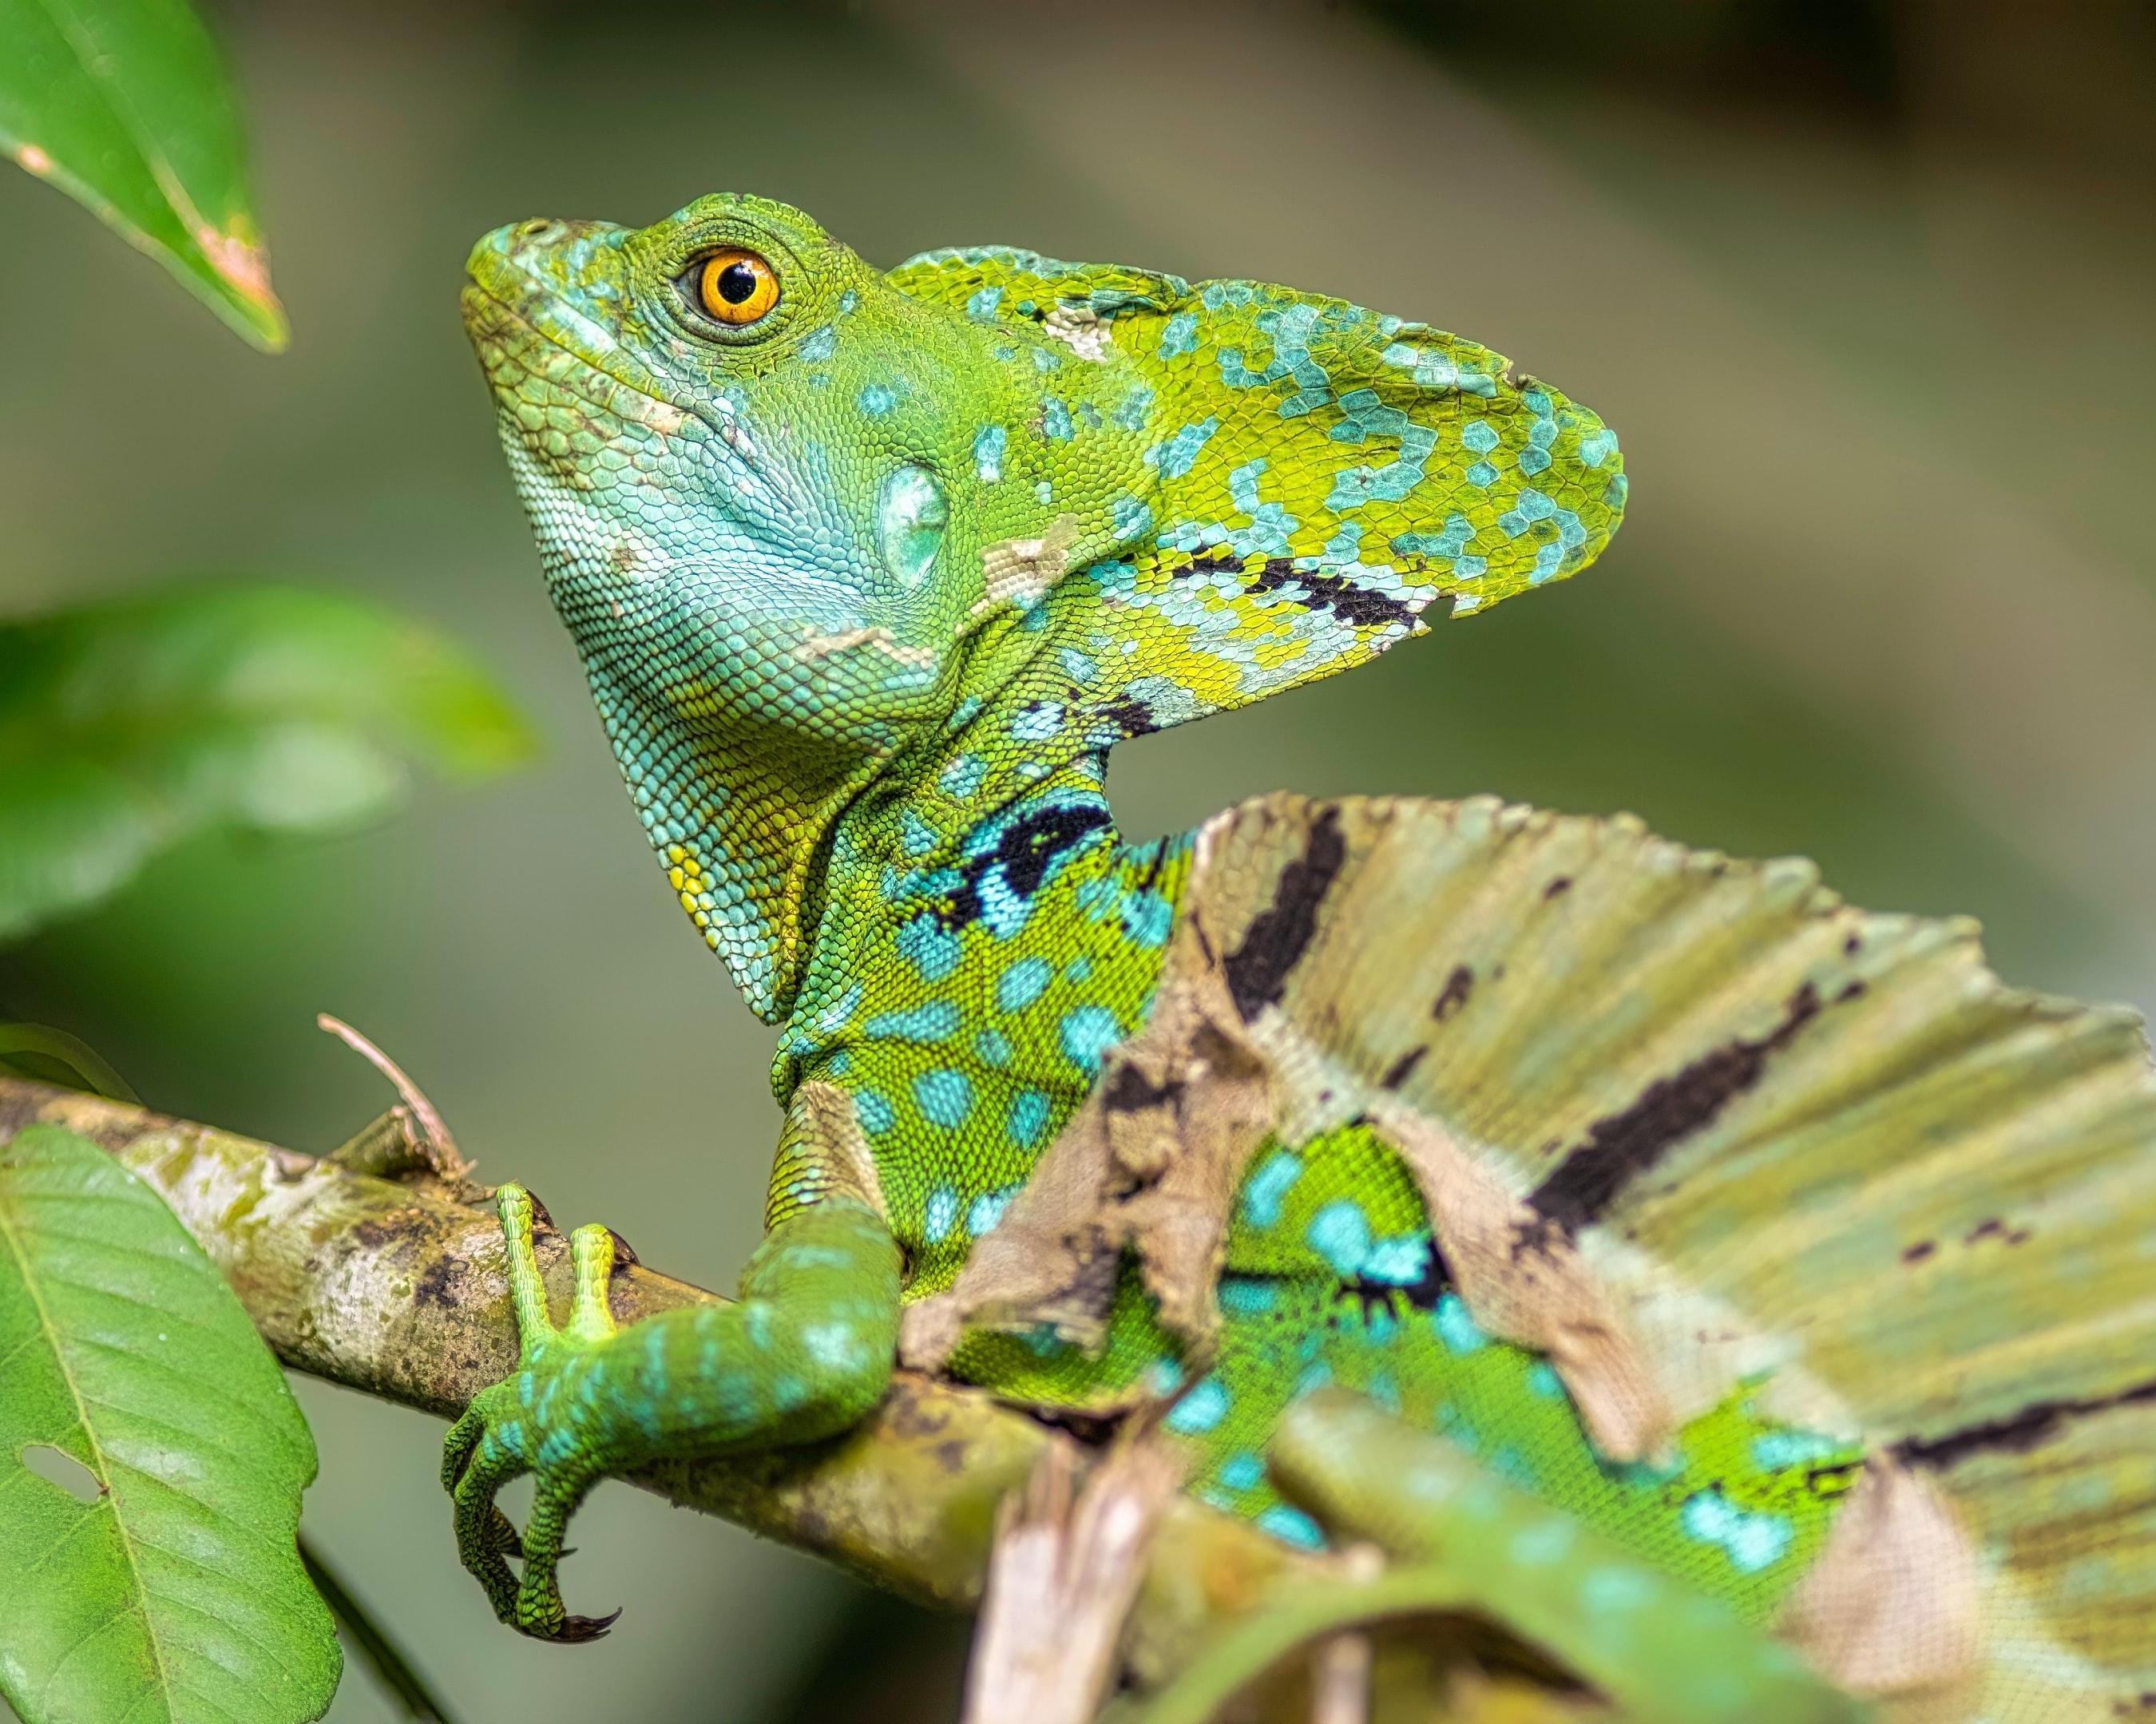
454;192;2156;1721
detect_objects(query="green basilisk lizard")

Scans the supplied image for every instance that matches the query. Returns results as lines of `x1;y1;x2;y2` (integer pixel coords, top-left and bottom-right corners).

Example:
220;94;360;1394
445;193;2156;1721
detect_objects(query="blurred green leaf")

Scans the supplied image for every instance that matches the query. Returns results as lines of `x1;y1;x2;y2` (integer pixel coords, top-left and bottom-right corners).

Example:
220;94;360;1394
0;1121;342;1722
0;0;287;349
0;582;537;942
0;1021;139;1100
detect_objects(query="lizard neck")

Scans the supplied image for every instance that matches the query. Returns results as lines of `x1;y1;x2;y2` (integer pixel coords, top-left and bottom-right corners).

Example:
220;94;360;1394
582;655;885;1022
775;723;1126;1087
769;709;1194;1288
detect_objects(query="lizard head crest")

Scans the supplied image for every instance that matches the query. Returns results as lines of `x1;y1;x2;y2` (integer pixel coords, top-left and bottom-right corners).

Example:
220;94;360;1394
465;194;1626;1015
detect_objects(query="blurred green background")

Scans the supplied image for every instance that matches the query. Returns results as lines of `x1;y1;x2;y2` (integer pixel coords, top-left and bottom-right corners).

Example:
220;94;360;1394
3;0;2152;1718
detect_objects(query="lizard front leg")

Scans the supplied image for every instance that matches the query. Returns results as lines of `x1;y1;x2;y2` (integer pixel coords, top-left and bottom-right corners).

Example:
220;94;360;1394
442;1171;901;1639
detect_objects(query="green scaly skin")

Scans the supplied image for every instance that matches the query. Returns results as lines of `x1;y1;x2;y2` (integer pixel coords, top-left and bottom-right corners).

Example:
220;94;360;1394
451;195;1855;1695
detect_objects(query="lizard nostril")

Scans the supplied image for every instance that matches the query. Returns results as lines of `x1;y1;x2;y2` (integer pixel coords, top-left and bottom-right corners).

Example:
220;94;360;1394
513;219;565;248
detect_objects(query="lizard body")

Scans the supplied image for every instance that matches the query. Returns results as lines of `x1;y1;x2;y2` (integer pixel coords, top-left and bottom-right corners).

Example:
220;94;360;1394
450;195;2156;1720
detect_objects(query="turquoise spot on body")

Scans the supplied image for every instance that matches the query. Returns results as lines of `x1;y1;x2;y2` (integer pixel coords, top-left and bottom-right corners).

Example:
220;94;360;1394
1306;1199;1373;1277
1009;1089;1052;1148
1242;1149;1304;1229
1361;1232;1432;1285
1122;889;1172;947
1433;1293;1487;1354
914;1068;974;1129
1013;703;1064;743
866;1000;960;1043
938;753;986;799
1680;1492;1793;1575
967;1186;1018;1235
1256;1505;1327;1550
1164;1377;1231;1435
900;809;940;858
897;914;961;983
1751;1429;1845;1472
1059;1005;1123;1073
1149;416;1219;480
997;956;1052;1013
973;425;1008;484
1158;311;1199;359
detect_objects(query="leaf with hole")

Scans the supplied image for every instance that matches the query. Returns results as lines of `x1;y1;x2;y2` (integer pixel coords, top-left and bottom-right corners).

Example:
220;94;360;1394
0;0;287;347
0;1120;342;1722
0;581;536;943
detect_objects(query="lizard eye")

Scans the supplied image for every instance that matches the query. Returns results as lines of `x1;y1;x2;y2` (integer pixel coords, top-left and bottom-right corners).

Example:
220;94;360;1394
692;248;780;326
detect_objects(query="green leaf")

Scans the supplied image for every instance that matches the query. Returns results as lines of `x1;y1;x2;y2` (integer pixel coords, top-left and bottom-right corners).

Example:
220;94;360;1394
0;0;287;349
0;582;537;942
0;1021;139;1100
0;1122;341;1722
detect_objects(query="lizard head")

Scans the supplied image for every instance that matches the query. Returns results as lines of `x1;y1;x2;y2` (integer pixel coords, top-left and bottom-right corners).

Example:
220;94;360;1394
464;192;997;757
466;193;1625;1015
465;192;1627;761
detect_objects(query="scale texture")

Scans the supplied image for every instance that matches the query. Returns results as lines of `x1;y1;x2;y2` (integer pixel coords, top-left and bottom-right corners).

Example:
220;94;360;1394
453;192;2156;1720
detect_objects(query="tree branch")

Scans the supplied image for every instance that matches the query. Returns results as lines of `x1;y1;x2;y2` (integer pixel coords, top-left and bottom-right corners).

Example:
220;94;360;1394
0;1076;1313;1682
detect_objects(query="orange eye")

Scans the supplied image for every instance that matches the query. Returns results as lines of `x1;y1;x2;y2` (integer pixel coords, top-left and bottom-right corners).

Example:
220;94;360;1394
696;248;779;325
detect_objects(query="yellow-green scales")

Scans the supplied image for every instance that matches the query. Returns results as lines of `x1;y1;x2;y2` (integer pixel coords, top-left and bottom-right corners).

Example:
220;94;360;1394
440;193;2156;1720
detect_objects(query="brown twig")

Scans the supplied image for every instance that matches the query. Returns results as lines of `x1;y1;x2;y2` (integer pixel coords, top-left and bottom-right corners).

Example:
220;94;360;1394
963;1434;1186;1724
317;1013;474;1182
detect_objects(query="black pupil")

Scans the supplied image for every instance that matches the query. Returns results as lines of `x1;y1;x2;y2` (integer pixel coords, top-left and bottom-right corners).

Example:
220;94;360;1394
714;260;759;305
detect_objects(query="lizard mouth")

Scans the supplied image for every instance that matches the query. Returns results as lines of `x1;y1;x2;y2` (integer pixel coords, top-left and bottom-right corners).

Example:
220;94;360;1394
461;278;706;470
461;244;692;433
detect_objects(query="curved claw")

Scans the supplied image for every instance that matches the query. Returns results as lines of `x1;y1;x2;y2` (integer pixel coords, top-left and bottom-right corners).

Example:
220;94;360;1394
442;1187;626;1642
442;1184;902;1644
447;1405;611;1641
551;1607;622;1644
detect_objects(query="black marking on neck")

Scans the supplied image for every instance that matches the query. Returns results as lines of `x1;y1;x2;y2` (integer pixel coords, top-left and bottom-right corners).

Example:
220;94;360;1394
1892;1374;2156;1472
1528;982;1823;1232
1223;805;1347;1022
937;802;1114;931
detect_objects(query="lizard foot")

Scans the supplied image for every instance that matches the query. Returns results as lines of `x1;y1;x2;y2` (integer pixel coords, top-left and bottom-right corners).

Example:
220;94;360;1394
442;1184;622;1642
